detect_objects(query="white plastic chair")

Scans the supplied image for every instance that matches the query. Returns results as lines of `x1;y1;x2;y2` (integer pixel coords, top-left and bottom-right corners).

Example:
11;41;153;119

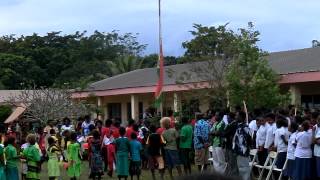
267;157;288;180
255;151;278;180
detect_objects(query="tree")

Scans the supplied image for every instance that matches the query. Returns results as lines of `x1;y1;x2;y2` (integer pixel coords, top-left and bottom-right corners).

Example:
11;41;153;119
178;22;288;111
0;31;147;89
226;23;289;110
7;88;90;126
0;105;12;123
176;23;240;109
106;55;147;75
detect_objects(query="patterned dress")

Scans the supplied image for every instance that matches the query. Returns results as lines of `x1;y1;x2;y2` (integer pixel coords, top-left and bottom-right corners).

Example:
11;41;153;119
23;144;41;180
67;142;81;178
47;145;61;177
5;144;19;180
0;145;5;180
89;139;103;178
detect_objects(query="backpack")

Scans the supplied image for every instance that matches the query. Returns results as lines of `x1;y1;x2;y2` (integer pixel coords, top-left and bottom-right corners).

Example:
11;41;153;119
232;123;251;156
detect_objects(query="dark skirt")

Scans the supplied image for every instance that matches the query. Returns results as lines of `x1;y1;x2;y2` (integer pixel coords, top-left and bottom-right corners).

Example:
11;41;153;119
275;152;287;169
316;157;320;177
129;161;141;176
293;157;311;180
164;149;181;168
284;159;295;177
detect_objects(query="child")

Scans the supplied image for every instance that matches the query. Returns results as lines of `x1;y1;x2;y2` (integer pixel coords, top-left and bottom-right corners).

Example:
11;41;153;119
162;117;182;178
274;116;289;169
129;133;142;180
5;136;19;180
285;122;298;179
67;132;82;180
23;134;41;180
255;116;268;165
89;130;103;180
313;115;320;178
47;136;61;180
293;120;312;180
103;120;115;177
115;127;130;180
264;113;276;151
20;139;30;180
0;143;4;180
146;125;165;180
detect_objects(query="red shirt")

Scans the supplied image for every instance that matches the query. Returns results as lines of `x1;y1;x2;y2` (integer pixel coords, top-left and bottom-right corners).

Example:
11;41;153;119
110;126;120;139
156;127;165;135
125;126;134;139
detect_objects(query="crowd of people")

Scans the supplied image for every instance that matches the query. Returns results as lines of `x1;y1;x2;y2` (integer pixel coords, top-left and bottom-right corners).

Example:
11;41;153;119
0;107;319;180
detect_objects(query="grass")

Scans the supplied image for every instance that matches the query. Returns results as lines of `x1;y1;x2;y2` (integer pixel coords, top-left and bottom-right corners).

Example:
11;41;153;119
35;161;188;180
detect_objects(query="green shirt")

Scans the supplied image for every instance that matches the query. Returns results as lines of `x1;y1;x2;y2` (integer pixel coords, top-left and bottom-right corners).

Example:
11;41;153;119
162;128;179;150
212;121;225;147
115;137;130;153
5;144;18;168
179;124;193;149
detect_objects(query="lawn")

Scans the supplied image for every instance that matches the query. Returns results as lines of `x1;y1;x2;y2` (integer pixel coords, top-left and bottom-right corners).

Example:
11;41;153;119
35;161;188;180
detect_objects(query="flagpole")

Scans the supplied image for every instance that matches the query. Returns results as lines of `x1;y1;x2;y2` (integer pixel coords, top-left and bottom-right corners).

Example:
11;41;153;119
155;0;164;115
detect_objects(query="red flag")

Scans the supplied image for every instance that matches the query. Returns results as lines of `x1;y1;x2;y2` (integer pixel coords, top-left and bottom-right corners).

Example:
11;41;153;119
155;0;164;107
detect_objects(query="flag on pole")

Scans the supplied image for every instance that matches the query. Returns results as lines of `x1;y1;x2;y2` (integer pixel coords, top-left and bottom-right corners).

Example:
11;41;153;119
154;0;164;108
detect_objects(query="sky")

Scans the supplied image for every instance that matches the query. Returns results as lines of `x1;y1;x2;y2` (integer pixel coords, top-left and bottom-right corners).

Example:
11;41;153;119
0;0;320;56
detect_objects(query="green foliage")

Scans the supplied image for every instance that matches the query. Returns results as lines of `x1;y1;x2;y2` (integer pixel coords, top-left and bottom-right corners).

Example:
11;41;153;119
0;105;12;122
181;22;288;110
226;23;289;110
0;31;147;89
107;55;147;75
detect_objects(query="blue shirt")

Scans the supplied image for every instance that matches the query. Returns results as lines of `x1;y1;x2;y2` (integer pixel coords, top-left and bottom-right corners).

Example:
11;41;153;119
194;119;210;150
130;140;142;161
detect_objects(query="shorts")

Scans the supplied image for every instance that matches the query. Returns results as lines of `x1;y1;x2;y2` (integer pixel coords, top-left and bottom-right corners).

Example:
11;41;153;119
194;148;209;166
148;156;164;170
129;161;141;176
179;148;191;166
164;149;181;168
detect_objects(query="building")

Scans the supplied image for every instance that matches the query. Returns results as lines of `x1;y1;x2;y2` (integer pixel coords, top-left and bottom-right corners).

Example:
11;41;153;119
72;47;320;124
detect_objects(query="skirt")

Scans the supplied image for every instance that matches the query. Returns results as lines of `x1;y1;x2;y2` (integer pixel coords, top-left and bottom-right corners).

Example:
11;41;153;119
284;159;295;177
116;152;129;176
48;159;60;177
164;149;181;168
293;157;311;180
316;156;320;177
0;166;5;180
6;167;19;180
275;152;286;169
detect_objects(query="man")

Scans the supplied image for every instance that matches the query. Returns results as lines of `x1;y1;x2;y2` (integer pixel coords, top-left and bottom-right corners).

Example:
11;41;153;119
179;117;193;175
232;111;252;180
211;111;226;173
194;113;210;172
222;112;238;176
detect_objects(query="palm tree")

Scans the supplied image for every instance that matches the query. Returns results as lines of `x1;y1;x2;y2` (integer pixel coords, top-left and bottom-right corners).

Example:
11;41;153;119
107;55;147;76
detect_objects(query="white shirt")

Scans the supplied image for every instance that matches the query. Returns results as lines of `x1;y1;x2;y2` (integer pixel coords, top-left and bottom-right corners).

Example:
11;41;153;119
82;120;94;136
249;120;258;137
256;123;269;148
314;125;320;157
61;124;74;133
274;127;289;152
294;130;313;158
264;123;276;149
287;132;297;160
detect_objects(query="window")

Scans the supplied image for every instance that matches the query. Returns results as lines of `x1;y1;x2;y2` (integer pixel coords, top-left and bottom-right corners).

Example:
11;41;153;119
107;103;121;120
